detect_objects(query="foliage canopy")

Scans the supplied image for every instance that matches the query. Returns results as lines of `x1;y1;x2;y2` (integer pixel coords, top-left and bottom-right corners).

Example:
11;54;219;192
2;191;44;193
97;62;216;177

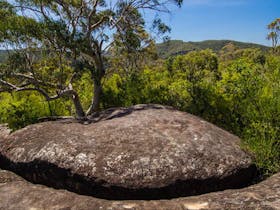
0;0;182;119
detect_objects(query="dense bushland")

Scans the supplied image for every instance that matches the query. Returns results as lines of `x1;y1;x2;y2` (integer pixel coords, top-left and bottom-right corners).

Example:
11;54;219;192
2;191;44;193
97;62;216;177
0;47;279;174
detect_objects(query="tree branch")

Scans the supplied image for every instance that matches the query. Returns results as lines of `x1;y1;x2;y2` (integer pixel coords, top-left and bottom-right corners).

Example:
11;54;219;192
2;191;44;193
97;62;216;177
88;0;99;20
89;16;107;31
11;73;61;89
0;77;78;102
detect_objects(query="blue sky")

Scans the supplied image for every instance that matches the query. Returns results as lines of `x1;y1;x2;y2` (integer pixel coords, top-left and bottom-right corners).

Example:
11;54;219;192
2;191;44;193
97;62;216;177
161;0;279;46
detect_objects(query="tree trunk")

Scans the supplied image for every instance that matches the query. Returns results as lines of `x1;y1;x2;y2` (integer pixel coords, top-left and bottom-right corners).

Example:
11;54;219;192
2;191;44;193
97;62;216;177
71;93;86;119
86;53;105;116
86;80;102;116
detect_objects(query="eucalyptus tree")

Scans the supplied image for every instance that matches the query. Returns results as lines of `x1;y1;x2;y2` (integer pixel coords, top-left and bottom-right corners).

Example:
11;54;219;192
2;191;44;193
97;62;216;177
267;18;280;49
0;0;182;119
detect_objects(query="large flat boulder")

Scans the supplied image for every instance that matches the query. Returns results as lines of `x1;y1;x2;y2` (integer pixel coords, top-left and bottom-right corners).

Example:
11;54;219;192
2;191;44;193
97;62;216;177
0;169;279;210
0;104;256;199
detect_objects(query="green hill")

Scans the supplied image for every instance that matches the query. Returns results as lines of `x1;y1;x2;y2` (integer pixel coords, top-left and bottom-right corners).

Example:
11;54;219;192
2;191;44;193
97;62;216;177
156;40;270;58
0;40;270;62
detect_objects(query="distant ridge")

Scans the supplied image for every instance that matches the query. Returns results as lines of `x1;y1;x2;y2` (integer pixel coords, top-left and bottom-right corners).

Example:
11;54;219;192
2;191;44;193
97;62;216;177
0;40;270;63
156;40;270;58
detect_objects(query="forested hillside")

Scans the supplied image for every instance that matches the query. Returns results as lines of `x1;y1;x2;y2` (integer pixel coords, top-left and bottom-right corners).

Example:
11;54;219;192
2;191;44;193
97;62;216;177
0;40;270;62
156;40;269;58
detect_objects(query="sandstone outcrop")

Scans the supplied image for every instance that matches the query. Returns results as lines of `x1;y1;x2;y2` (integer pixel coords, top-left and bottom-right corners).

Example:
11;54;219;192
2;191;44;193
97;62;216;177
0;104;256;199
0;169;279;210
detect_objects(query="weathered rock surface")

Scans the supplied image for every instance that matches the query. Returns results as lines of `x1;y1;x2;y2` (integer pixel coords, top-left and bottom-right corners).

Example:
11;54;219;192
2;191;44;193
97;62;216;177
0;169;279;210
0;104;256;199
0;124;11;140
